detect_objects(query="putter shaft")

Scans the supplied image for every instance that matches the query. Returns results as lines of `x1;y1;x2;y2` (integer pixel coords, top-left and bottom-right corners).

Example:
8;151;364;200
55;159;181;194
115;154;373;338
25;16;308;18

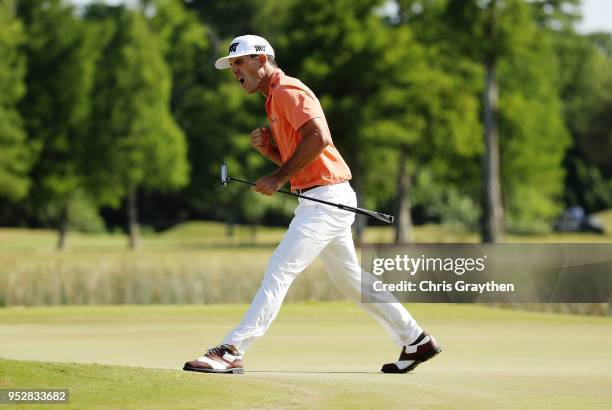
227;176;394;224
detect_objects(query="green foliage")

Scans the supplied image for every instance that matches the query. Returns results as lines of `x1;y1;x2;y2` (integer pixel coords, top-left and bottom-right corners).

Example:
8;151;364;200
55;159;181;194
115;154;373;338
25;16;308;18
274;0;479;210
445;0;537;61
441;0;572;232
0;0;31;201
412;168;481;230
551;29;612;212
87;7;189;207
529;0;581;32
571;40;612;177
151;0;211;110
566;157;612;211
66;190;106;233
500;7;571;230
184;0;268;39
0;0;607;234
17;0;98;226
151;1;280;224
390;1;487;210
498;28;570;228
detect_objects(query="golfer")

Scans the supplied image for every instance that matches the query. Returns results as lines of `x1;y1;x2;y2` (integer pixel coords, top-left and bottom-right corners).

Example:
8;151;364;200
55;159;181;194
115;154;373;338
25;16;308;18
184;35;441;374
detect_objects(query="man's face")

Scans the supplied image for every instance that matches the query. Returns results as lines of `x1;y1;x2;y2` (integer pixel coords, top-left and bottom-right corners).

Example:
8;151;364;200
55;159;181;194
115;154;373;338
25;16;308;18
229;55;262;94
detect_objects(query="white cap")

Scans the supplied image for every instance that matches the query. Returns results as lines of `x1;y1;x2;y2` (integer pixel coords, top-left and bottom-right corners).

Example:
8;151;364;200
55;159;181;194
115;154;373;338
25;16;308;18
215;35;275;70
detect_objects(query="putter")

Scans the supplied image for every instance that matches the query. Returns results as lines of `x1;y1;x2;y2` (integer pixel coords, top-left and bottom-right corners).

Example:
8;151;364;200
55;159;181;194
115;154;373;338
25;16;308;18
221;161;394;224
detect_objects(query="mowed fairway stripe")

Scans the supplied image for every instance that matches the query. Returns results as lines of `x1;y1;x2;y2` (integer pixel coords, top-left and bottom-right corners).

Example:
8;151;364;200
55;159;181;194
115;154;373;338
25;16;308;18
1;303;611;409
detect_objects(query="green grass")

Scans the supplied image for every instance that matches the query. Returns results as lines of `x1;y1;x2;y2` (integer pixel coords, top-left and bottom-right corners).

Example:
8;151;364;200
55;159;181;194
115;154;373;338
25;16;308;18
0;222;287;254
1;303;612;409
1;360;300;409
1;208;611;255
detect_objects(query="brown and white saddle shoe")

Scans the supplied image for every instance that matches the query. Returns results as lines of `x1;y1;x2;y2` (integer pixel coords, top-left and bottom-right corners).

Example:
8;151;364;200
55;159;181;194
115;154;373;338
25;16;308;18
381;332;441;374
183;344;244;374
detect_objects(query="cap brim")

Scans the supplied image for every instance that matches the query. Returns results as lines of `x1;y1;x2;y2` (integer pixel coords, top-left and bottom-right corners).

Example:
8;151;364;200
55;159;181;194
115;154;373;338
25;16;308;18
215;52;253;70
215;56;231;70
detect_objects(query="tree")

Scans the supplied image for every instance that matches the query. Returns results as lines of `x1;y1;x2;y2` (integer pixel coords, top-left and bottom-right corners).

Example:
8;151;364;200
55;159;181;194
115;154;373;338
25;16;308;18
385;0;484;240
17;0;98;249
275;0;483;243
184;0;268;40
0;0;31;202
576;37;612;178
444;0;570;239
86;7;189;248
547;24;612;212
274;0;408;242
150;0;211;114
149;0;282;234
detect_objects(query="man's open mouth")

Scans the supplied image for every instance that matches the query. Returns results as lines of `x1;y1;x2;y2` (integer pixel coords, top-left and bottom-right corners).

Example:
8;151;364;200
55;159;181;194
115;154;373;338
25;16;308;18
239;78;245;85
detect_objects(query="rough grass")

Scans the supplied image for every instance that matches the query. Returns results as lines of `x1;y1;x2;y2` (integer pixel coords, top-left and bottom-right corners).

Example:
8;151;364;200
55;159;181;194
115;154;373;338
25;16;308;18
0;247;341;306
1;216;611;307
1;303;611;409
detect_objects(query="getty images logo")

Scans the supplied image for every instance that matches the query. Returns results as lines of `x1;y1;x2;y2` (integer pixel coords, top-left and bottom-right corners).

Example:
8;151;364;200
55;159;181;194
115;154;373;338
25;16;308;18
229;42;239;53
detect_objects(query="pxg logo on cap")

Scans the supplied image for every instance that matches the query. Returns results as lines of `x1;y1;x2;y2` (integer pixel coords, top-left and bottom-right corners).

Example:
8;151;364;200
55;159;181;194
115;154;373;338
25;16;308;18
215;35;274;70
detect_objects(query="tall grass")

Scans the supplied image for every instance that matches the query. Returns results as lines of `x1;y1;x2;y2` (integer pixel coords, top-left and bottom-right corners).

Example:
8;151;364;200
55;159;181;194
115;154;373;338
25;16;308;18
1;249;609;315
0;249;343;306
493;303;611;316
1;215;611;313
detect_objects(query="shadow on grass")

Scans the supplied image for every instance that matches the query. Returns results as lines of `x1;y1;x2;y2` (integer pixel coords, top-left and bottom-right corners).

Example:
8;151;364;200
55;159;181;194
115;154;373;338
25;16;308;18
246;370;381;374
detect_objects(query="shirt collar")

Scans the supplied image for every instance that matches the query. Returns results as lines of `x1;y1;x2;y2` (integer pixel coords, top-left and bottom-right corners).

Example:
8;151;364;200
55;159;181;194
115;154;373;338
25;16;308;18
267;68;283;100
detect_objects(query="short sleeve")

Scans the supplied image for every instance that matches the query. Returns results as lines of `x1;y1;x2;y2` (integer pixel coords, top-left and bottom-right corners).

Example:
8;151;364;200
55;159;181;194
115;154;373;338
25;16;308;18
272;86;324;131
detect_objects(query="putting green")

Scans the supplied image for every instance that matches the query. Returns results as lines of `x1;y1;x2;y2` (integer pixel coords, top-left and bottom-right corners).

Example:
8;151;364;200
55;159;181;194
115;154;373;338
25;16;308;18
1;303;611;409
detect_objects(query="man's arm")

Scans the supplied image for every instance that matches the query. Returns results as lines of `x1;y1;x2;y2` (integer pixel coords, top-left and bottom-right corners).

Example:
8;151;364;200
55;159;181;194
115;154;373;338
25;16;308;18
253;117;331;196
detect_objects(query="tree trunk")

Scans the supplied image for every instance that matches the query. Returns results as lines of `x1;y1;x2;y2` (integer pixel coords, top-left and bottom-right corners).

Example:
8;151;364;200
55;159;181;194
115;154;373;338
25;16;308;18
351;167;367;245
394;148;413;243
250;222;257;245
127;184;140;249
481;54;505;243
56;199;69;251
226;212;235;237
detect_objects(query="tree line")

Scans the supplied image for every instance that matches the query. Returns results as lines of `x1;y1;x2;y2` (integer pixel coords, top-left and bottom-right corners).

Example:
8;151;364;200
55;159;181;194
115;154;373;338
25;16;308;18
0;0;611;248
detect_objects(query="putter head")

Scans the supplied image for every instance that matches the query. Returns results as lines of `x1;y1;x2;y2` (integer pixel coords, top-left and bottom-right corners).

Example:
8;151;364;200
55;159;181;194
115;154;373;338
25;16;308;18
376;212;395;224
221;161;230;186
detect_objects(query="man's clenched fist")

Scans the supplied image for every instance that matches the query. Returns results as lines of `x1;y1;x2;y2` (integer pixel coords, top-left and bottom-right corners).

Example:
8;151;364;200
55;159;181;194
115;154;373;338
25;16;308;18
250;127;270;154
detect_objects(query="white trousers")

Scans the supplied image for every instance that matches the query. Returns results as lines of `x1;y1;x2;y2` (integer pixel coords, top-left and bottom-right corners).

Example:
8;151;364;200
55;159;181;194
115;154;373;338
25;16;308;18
222;182;423;353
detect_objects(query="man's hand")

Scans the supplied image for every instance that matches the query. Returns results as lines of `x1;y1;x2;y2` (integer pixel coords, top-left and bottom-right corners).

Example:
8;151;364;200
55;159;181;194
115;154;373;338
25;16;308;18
250;127;282;165
252;171;288;196
250;127;270;154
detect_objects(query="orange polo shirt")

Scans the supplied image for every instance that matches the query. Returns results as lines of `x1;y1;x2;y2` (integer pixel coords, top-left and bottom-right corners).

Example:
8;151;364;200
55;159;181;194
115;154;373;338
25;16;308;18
264;69;351;192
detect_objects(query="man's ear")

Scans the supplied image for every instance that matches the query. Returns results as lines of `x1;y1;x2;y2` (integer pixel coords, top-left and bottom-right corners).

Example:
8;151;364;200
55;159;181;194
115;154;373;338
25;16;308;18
258;54;267;67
